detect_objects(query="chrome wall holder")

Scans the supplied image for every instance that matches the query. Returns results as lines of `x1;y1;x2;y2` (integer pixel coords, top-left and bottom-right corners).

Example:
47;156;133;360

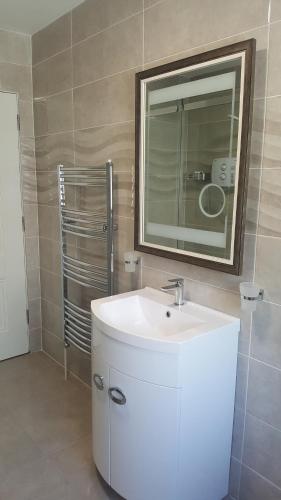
239;282;264;312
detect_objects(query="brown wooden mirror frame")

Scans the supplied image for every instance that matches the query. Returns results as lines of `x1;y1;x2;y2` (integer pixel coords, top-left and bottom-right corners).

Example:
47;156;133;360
134;39;256;275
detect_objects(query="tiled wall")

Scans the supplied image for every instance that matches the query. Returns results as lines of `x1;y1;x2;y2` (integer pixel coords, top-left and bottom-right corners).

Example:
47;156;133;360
32;0;281;498
0;29;41;351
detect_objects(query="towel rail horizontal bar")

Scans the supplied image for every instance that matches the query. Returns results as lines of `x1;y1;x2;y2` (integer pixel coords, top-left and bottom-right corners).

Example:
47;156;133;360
65;316;91;337
62;208;106;217
65;336;91;355
62;228;106;240
64;298;91;316
64;308;91;328
63;254;107;273
64;309;91;326
65;330;91;351
64;267;108;287
64;272;108;292
65;323;91;342
64;261;108;280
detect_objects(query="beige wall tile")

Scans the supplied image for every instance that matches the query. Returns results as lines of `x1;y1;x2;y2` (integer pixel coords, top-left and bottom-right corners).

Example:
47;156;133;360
20;137;36;171
229;458;241;499
250;99;266;170
245;168;261;235
243;413;281;488
23;203;39;237
42;329;64;365
240;465;281;500
40;269;62;307
33;49;73;99
247;358;281;431
144;0;269;63
258;168;281;237
18;100;34;137
34;90;73;136
38;205;60;241
263;97;281;169
271;0;281;22
68;346;91;385
28;298;41;329
37;171;59;206
35;132;74;172
251;301;281;370
25;236;40;270
22;167;37;204
73;69;136;129
232;407;245;461
268;21;281;97
29;328;42;352
73;14;142;87
39;237;61;275
41;298;63;339
74;122;134;172
255;236;281;305
139;233;256;294
26;268;41;301
0;63;32;100
0;30;31;65
32;13;71;65
72;0;142;44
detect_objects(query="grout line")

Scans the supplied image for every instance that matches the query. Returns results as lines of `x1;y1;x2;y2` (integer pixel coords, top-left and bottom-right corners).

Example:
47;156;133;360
245;410;281;437
33;10;144;68
34;119;134;139
247;354;281;373
237;16;271;500
41;346;91;389
143;22;270;67
241;463;281;492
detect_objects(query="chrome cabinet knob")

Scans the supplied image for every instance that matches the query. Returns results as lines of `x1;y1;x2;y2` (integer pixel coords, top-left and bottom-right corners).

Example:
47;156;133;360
93;373;104;391
108;387;126;405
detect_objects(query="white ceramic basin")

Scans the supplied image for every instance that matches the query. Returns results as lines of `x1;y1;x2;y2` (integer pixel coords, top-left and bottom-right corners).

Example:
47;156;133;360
91;287;240;353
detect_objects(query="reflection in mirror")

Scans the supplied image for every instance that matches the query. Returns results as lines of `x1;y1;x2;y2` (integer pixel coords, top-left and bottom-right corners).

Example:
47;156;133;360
136;40;256;274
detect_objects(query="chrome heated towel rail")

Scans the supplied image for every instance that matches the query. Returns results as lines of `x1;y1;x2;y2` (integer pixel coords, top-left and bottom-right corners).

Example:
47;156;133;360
58;161;114;377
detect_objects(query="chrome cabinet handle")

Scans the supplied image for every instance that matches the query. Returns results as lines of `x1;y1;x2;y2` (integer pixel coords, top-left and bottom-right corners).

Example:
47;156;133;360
108;387;126;405
93;373;104;391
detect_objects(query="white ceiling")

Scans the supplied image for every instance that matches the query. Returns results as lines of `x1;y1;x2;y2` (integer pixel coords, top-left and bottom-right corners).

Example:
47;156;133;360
0;0;85;35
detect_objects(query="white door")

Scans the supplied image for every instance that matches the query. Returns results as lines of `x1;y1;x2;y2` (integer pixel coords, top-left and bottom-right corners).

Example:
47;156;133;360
109;368;181;500
0;91;28;360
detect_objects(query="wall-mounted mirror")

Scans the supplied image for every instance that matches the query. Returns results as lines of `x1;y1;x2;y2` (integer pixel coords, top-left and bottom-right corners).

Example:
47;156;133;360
135;40;255;275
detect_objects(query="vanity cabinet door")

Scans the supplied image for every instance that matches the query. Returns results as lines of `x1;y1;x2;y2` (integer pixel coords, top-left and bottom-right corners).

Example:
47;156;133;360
92;355;110;483
109;368;181;500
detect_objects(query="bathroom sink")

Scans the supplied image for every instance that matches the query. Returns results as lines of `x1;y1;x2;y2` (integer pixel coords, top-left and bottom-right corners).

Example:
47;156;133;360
91;287;240;353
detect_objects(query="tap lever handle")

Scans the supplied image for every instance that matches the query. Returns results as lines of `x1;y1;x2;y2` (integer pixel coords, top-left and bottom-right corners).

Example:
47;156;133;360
168;278;184;286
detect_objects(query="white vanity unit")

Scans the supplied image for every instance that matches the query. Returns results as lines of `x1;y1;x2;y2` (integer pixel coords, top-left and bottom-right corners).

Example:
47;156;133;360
91;287;240;500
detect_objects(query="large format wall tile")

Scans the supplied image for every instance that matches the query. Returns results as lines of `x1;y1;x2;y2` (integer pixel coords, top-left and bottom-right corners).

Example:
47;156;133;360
243;413;281;488
271;0;281;22
258;169;281;237
268;21;281;97
0;30;31;65
0;63;32;100
74;122;134;172
144;0;269;63
263;97;281;169
240;465;281;500
247;358;281;431
255;235;281;305
72;0;142;44
32;13;71;65
34;90;73;136
73;14;142;86
33;49;72;98
73;70;136;129
251;301;281;370
35;132;74;172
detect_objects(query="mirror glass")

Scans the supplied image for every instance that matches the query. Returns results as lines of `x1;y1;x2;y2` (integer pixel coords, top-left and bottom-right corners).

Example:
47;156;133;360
136;41;255;274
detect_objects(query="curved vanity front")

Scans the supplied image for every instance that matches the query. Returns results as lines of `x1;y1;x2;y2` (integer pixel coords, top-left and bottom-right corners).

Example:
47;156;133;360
91;287;240;500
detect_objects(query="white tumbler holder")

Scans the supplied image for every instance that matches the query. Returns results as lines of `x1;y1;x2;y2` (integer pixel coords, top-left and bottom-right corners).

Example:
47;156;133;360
240;282;264;312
